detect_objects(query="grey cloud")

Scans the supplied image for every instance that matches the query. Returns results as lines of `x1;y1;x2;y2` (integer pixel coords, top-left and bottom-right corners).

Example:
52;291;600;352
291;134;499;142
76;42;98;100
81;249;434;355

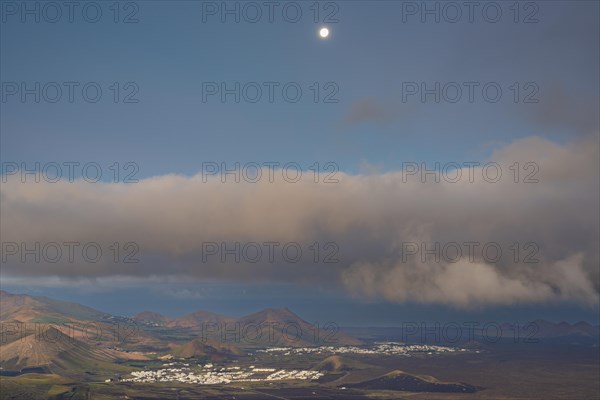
528;85;599;136
340;97;417;128
1;136;598;308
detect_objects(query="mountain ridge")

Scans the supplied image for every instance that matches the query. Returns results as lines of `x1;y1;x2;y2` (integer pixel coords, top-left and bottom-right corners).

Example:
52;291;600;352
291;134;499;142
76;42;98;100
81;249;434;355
1;291;597;340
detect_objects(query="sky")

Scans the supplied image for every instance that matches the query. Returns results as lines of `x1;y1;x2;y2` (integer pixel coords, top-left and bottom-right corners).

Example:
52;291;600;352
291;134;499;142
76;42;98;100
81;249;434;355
1;1;599;325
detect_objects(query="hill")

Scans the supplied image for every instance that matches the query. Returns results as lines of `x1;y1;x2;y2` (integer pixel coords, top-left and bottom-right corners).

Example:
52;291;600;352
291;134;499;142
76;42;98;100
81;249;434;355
171;338;242;360
236;307;362;347
0;291;363;351
530;319;600;337
0;291;166;353
166;310;236;330
132;311;172;325
0;290;107;323
313;355;371;372
0;326;144;373
143;305;363;348
345;370;480;393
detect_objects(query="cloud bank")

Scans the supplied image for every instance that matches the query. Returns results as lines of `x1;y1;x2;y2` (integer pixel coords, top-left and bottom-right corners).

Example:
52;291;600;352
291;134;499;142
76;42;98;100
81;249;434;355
1;136;598;308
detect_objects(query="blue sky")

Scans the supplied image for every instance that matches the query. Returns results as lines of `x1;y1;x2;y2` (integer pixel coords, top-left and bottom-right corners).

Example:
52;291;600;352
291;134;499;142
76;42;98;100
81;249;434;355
3;1;597;175
1;1;599;324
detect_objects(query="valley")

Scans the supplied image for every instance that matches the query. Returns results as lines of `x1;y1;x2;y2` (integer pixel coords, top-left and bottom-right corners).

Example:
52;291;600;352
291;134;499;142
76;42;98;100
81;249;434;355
1;290;598;399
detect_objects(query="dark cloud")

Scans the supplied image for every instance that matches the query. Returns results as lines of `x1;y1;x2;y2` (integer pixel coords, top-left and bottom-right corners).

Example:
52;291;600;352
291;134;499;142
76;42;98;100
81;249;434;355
529;85;599;136
342;97;393;127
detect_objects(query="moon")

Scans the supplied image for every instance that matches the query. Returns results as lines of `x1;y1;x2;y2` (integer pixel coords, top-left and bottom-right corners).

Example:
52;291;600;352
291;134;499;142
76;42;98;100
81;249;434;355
319;27;330;38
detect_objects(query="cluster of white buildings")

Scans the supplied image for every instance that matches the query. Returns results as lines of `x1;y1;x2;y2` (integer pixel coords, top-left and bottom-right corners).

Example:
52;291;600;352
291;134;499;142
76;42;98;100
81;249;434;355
115;342;474;385
120;364;323;384
258;341;469;356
